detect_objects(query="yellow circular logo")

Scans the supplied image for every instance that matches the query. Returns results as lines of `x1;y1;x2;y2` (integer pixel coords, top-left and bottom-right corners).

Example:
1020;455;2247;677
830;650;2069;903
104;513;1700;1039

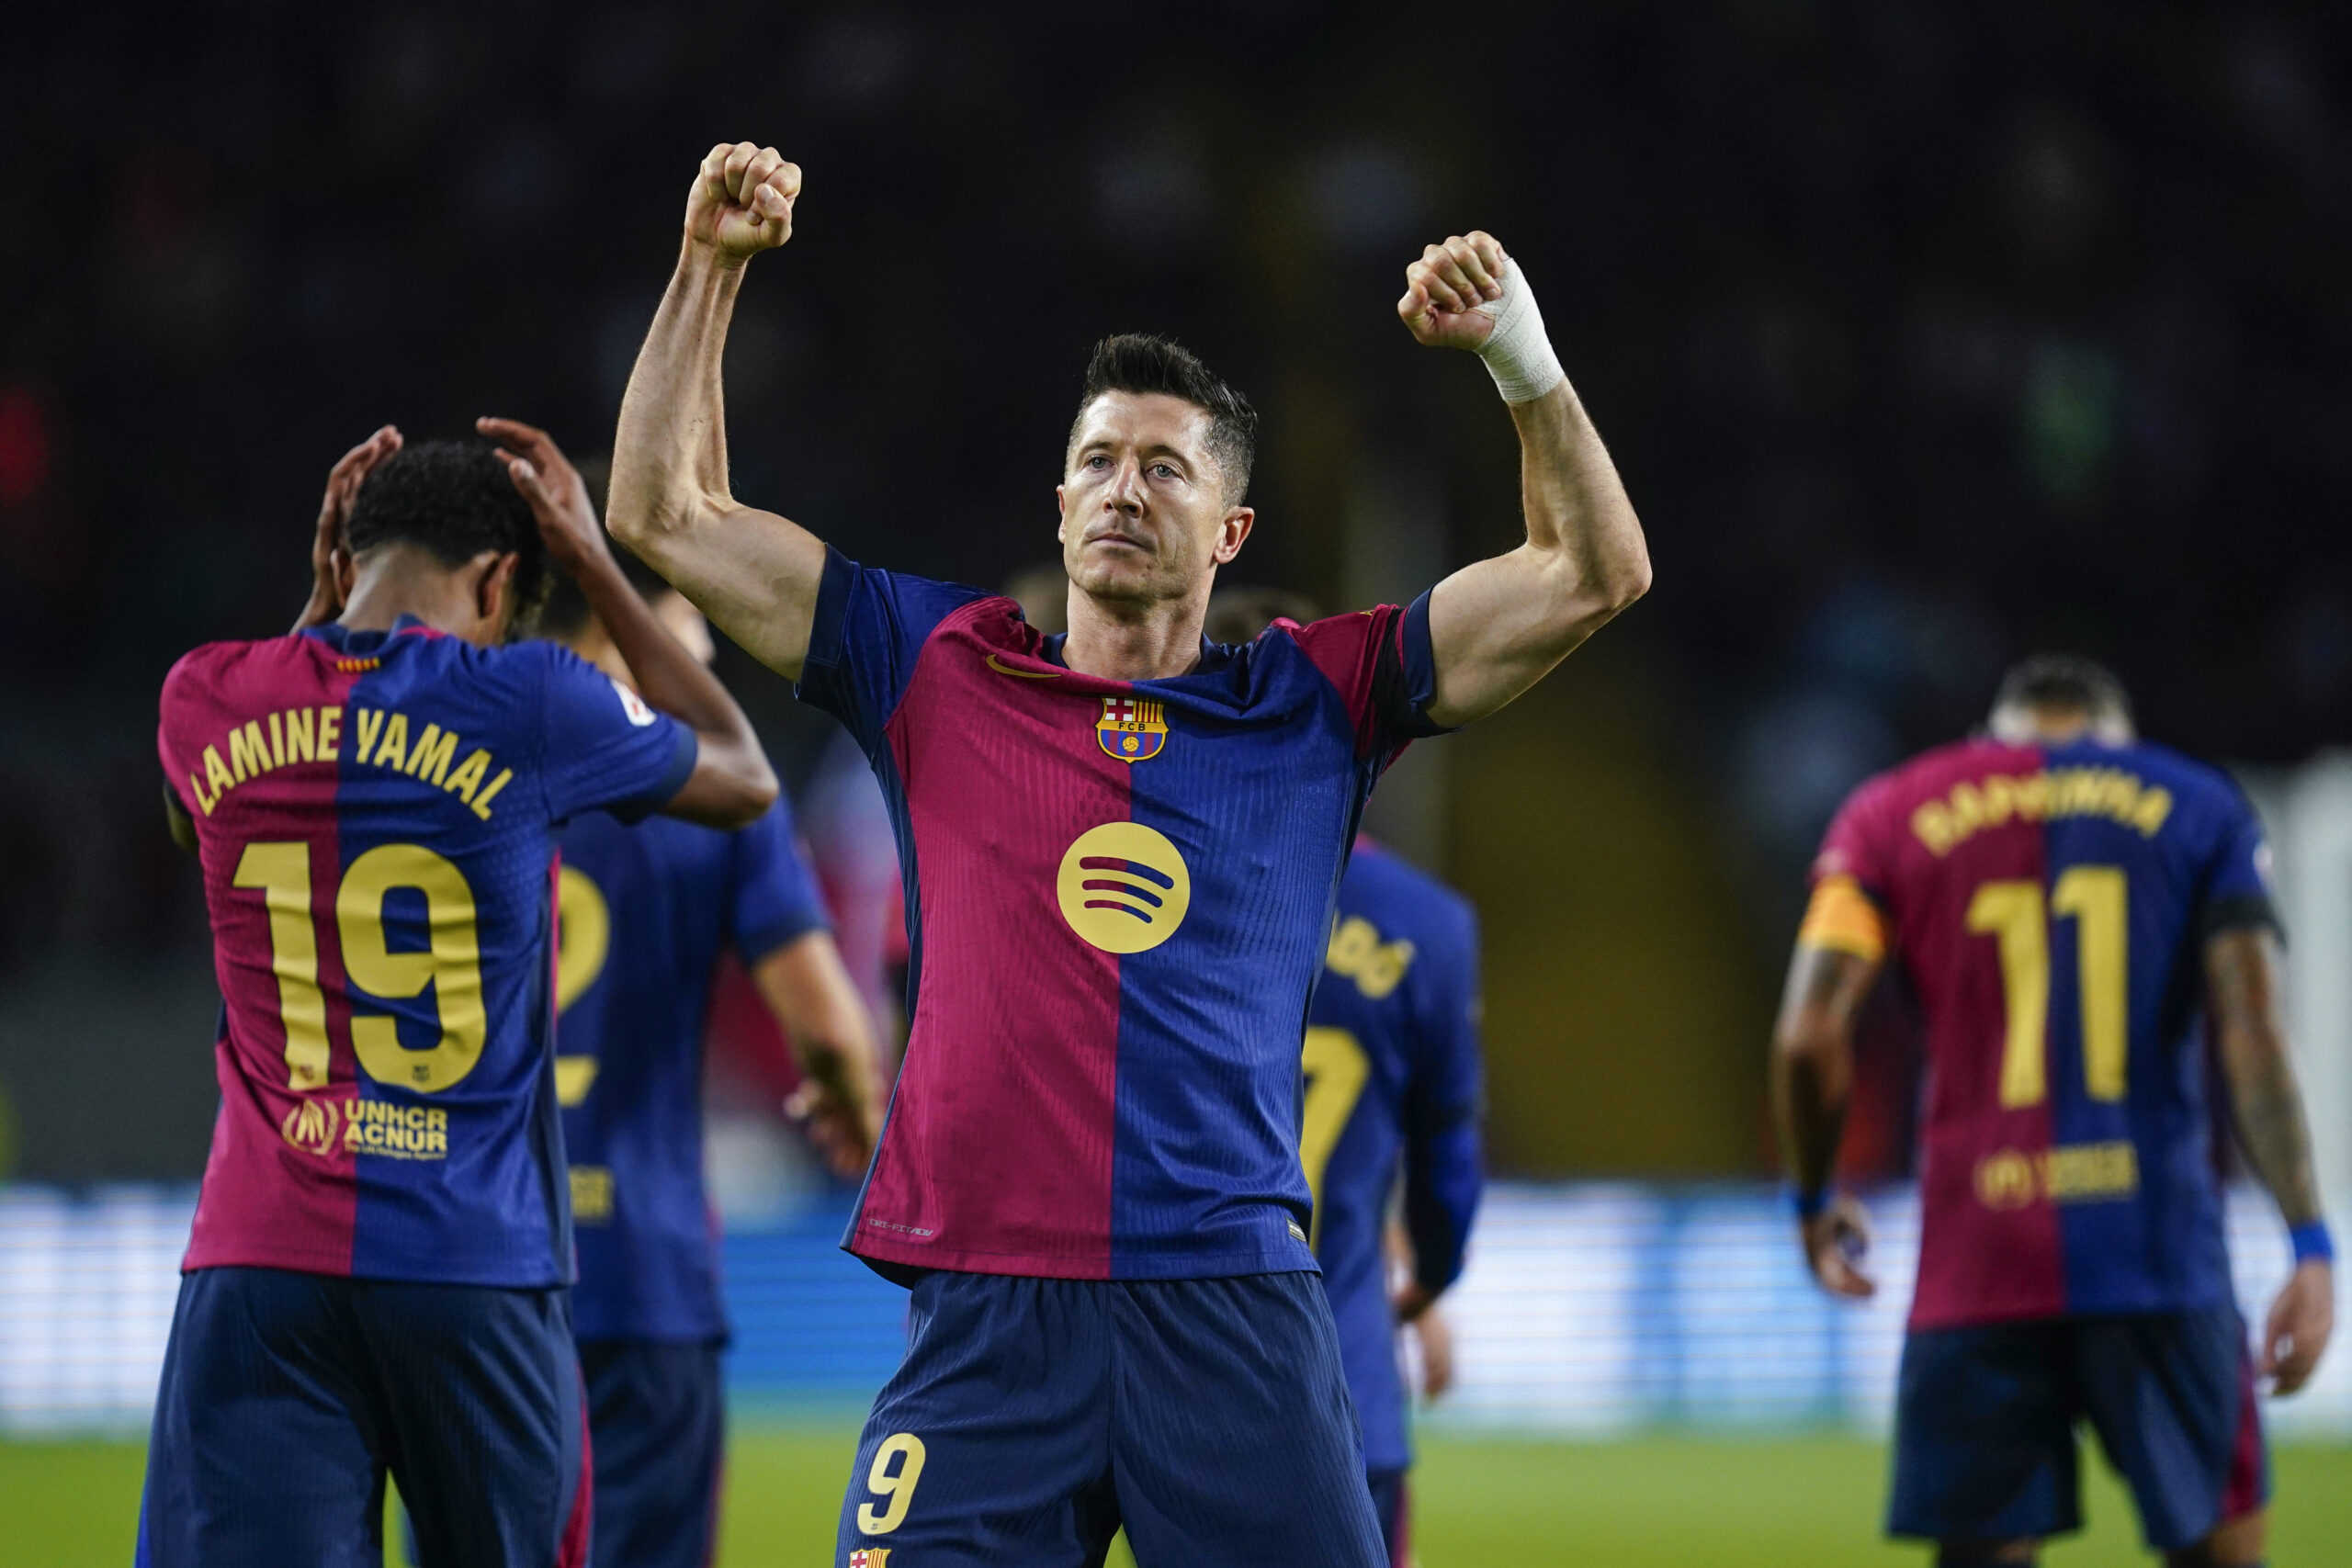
1057;822;1192;953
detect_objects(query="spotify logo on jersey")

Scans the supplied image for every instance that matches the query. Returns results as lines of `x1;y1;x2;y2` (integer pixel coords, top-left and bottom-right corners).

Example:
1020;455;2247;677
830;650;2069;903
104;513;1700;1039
1057;822;1193;953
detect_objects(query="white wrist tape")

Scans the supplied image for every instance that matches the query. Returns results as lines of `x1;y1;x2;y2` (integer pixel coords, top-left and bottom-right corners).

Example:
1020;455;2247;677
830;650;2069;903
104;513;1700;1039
1474;254;1566;403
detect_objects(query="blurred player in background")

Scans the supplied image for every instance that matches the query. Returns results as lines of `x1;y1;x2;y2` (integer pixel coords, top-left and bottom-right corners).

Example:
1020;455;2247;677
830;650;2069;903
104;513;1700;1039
145;421;775;1566
1771;656;2335;1568
606;142;1647;1567
1205;587;1487;1568
537;524;884;1567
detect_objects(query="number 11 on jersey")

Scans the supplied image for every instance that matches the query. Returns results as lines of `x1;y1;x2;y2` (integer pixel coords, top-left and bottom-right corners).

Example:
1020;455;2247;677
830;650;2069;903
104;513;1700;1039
1966;865;2128;1109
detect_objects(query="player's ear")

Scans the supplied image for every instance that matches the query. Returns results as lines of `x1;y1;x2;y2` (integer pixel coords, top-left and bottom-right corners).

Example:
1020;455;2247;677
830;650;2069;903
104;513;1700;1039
1214;506;1254;566
332;547;357;602
475;551;521;640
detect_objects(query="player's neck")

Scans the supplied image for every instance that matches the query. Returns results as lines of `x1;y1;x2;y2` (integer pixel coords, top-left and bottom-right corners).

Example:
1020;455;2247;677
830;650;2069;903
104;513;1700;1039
337;565;492;645
1061;589;1206;682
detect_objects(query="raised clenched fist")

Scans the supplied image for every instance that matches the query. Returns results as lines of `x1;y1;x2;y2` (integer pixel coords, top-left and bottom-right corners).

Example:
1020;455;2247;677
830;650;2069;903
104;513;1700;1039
686;142;800;265
1396;231;1509;352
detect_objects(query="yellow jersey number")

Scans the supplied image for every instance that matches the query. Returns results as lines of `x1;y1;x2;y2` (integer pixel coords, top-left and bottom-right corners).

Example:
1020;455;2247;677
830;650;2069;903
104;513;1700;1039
1298;1026;1371;1248
1965;866;2129;1108
233;840;487;1093
551;865;611;1107
856;1432;927;1535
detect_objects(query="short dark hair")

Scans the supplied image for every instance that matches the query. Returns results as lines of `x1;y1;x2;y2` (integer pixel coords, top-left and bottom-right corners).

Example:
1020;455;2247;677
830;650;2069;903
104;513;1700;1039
1069;333;1257;502
344;439;548;625
1204;585;1321;645
1992;653;2133;728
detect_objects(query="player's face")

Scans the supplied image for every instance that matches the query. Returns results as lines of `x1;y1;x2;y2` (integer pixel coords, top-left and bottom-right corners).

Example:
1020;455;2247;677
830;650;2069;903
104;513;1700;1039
1057;392;1252;608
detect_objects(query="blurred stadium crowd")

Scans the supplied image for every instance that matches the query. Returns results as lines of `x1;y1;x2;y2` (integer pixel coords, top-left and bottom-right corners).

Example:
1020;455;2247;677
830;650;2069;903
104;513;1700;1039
1;2;2348;1178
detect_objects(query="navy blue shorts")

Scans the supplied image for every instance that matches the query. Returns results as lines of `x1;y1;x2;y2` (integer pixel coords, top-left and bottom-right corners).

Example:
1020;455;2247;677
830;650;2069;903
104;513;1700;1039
136;1266;592;1568
835;1270;1386;1567
1364;1467;1408;1568
578;1337;726;1568
1888;1306;2267;1551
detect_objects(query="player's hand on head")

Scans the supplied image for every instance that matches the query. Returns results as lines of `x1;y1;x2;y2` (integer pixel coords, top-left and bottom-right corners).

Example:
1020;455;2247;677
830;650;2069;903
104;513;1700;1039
296;424;401;630
478;417;606;569
686;142;799;264
2261;1258;2334;1395
1397;231;1508;352
1802;1193;1877;1300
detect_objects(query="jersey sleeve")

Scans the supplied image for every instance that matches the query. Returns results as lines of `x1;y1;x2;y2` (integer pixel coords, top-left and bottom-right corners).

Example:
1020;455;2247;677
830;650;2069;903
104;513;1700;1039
2196;784;2283;943
729;795;831;965
1800;776;1901;961
1400;895;1485;1300
1810;773;1900;900
1283;592;1454;769
534;643;699;826
796;547;994;755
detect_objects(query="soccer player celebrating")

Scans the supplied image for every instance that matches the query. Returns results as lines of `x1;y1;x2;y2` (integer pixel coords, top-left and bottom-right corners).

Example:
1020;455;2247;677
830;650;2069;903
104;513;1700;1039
144;421;776;1567
538;543;883;1568
609;141;1649;1566
1205;588;1485;1568
1772;657;2336;1568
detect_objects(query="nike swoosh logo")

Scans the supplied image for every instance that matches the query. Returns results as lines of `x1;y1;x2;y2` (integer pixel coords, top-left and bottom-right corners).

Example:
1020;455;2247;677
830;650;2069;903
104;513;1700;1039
985;654;1062;679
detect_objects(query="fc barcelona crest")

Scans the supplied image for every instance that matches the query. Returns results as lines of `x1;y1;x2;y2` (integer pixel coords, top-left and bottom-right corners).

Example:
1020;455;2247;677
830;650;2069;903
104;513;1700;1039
1097;696;1168;762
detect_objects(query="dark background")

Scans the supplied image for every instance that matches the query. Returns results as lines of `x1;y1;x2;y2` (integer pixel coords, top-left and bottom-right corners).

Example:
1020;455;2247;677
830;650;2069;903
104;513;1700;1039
2;1;2346;1179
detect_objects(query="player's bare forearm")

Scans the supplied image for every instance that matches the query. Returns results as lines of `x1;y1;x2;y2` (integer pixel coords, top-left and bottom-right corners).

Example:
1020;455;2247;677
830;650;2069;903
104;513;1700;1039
752;933;884;1169
480;415;775;828
1772;942;1882;1299
609;147;828;679
575;535;777;828
1396;233;1649;728
1423;379;1650;726
1770;943;1877;1199
2208;928;2327;1229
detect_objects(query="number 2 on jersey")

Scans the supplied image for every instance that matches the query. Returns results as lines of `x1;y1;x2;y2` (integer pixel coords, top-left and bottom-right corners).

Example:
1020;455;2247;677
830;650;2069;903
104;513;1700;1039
1965;866;2128;1108
551;865;611;1107
233;840;489;1093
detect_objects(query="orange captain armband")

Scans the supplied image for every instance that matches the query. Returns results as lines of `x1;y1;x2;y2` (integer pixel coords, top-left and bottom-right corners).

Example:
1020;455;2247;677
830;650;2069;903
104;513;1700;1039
1798;874;1888;964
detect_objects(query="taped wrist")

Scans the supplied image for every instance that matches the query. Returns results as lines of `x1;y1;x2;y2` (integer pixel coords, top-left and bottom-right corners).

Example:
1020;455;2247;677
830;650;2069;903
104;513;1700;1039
1474;255;1566;403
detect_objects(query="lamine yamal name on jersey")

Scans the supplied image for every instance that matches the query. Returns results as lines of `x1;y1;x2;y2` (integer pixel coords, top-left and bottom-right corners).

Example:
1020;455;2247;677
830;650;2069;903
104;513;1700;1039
180;695;516;821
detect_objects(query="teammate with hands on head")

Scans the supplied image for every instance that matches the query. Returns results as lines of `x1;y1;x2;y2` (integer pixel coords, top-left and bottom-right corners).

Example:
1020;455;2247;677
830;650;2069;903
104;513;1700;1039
609;141;1645;1568
143;418;774;1568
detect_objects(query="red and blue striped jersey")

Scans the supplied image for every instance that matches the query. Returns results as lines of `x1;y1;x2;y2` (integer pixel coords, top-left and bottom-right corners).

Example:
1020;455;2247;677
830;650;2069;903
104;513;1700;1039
797;549;1449;1281
1809;736;2277;1328
1306;838;1483;1472
555;798;829;1342
157;618;695;1286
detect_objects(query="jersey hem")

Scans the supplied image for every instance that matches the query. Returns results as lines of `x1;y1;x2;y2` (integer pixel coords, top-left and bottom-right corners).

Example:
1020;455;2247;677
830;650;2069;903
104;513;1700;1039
1906;1286;2235;1333
183;1244;567;1291
844;1233;1320;1281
